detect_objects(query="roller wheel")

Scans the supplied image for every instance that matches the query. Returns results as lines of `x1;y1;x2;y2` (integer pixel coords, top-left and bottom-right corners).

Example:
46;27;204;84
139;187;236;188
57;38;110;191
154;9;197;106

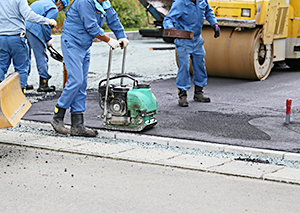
203;26;274;80
175;26;274;80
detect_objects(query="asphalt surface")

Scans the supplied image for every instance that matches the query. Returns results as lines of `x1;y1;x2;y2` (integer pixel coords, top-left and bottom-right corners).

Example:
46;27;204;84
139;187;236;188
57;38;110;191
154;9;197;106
23;65;300;153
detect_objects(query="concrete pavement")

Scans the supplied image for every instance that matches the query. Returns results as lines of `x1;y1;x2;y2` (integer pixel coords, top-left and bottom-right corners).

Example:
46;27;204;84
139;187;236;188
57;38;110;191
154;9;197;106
1;120;300;185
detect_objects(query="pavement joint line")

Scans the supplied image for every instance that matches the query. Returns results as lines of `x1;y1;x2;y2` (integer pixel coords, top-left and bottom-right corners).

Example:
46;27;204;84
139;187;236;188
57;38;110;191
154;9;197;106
17;120;300;162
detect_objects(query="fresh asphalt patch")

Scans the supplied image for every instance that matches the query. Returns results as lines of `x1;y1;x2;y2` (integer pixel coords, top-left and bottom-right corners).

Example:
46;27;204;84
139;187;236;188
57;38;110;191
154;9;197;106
157;110;270;140
23;75;300;153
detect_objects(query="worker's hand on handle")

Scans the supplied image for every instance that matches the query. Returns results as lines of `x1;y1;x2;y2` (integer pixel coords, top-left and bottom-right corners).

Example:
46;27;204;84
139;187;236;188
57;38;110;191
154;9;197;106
212;24;220;38
47;39;53;48
49;19;57;27
95;34;120;50
107;38;120;50
118;38;129;49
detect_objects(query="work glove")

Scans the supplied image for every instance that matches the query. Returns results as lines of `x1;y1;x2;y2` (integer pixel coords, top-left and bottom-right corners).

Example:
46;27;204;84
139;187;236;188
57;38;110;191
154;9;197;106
49;19;57;27
47;39;53;48
107;38;120;50
118;38;129;49
212;24;220;38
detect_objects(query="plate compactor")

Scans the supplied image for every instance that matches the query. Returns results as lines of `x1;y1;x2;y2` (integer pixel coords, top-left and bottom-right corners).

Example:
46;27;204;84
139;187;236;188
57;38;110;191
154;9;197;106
98;46;158;131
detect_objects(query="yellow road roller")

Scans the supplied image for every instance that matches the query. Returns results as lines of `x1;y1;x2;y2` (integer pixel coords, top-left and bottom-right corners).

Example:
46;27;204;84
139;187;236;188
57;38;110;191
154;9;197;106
139;0;300;80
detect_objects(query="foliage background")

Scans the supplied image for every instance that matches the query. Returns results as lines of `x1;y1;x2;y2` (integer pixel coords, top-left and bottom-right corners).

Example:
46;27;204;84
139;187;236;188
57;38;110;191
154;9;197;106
28;0;150;33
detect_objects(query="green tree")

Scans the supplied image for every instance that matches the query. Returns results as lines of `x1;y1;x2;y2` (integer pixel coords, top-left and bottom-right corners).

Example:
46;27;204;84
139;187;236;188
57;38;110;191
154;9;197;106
110;0;147;28
28;0;148;32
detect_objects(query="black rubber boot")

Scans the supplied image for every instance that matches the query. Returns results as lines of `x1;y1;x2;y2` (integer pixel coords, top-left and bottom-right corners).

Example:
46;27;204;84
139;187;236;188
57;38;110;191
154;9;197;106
194;85;210;102
70;113;98;137
50;106;68;135
178;89;189;107
37;76;55;92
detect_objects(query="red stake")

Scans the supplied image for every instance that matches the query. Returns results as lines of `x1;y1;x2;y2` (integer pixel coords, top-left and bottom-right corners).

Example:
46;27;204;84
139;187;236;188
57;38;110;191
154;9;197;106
285;99;292;124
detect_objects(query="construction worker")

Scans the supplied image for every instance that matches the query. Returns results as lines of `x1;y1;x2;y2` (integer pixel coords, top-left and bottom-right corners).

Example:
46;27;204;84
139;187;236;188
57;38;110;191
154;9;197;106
51;0;129;137
26;0;69;92
163;0;220;107
0;0;57;92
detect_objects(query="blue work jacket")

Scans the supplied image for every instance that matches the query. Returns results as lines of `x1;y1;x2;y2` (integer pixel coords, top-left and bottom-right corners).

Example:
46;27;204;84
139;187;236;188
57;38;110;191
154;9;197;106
63;0;126;49
163;0;217;38
0;0;49;35
26;0;58;46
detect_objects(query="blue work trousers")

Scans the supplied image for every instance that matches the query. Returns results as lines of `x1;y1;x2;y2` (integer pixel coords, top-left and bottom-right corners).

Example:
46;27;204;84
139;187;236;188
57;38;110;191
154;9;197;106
0;35;29;88
26;31;51;80
175;36;208;91
57;34;90;113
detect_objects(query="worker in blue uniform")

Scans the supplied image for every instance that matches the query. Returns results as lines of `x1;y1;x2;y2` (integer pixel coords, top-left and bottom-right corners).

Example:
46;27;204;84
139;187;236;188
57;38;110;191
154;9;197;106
26;0;69;92
51;0;129;137
0;0;57;92
163;0;220;107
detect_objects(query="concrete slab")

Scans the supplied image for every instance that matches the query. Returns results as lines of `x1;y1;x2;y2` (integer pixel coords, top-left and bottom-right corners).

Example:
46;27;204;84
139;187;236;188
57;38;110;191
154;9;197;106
208;161;284;179
169;138;227;152
162;154;231;170
224;146;286;159
0;130;45;145
69;141;135;157
20;135;89;150
115;132;170;146
263;167;300;184
108;147;181;163
283;152;300;162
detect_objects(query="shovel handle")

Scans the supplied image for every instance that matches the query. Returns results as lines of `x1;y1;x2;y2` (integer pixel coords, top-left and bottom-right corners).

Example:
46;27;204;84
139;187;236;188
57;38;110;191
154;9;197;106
48;46;64;63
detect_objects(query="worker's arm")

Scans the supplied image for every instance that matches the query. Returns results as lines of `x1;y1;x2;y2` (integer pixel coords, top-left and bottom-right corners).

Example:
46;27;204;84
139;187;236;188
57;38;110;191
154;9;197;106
19;0;52;25
43;7;59;44
163;0;182;30
105;6;128;49
204;0;217;26
78;0;103;37
105;7;126;40
204;0;219;38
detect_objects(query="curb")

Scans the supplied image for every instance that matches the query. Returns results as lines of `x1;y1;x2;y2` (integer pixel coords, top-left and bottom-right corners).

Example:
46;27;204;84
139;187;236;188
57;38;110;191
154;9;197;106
18;120;300;162
1;120;300;185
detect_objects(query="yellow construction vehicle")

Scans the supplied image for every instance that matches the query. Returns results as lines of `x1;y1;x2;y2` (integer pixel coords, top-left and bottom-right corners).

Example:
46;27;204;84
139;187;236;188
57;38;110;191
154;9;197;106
0;73;32;129
139;0;300;80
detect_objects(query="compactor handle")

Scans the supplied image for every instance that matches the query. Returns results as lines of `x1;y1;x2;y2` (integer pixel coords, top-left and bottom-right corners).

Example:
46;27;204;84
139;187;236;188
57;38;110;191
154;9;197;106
98;74;138;88
102;44;128;121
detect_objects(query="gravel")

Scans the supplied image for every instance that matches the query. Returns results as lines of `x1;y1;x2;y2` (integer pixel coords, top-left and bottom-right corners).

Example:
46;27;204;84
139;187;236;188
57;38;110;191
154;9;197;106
7;125;300;169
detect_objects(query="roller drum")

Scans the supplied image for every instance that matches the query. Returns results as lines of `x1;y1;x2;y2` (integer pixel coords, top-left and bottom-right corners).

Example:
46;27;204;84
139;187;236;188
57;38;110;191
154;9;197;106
202;26;274;80
175;26;274;81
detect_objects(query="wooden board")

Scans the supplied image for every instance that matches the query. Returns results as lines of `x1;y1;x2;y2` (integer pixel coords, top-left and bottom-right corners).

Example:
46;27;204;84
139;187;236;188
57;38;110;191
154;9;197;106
163;29;194;39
